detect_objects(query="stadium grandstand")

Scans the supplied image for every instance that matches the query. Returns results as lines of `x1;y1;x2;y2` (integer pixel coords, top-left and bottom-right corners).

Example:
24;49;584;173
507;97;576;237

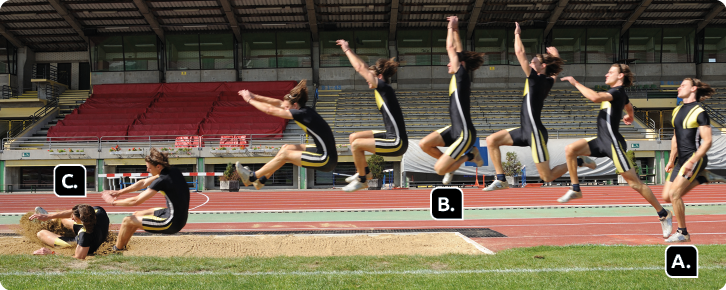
0;0;724;191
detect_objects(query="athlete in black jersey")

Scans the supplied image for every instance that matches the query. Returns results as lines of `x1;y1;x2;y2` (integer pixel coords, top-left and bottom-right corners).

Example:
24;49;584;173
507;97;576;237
484;22;590;192
419;16;485;185
102;148;190;250
662;78;720;242
336;39;407;192
236;80;337;190
30;204;109;259
559;64;672;238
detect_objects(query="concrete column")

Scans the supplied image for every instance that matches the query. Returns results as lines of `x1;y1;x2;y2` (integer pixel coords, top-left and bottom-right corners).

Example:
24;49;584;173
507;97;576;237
71;62;79;90
0;160;4;192
16;47;35;95
312;41;320;86
393;161;401;187
96;159;104;192
196;157;205;191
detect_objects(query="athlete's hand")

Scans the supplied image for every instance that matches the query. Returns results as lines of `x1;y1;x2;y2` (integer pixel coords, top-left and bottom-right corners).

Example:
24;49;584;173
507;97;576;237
546;46;560;58
447;16;459;30
665;161;674;173
107;190;121;198
101;191;116;205
623;114;633;125
33;247;53;255
514;22;521;35
560;76;578;86
336;39;350;52
683;161;695;178
238;90;252;103
29;213;50;221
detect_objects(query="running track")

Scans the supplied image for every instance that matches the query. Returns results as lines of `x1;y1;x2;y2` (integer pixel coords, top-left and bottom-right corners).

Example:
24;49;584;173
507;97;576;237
2;184;725;252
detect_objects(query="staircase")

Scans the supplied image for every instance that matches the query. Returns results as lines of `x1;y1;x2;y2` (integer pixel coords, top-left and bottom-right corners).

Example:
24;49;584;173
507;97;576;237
16;91;38;99
31;90;89;138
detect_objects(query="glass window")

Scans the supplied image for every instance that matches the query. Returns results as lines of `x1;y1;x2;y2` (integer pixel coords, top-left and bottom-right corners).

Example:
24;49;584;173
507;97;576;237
586;28;619;64
431;29;466;66
320;31;355;67
552;28;585;64
354;31;388;66
509;29;543;65
702;27;726;63
628;28;662;63
123;35;158;71
662;27;695;63
474;29;507;65
276;31;311;68
166;34;200;70
91;36;124;71
398;30;433;66
200;34;234;69
242;33;276;68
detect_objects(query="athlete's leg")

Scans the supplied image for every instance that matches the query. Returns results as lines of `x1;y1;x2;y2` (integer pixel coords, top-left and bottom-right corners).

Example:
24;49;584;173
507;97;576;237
620;169;664;212
564;139;591;185
349;131;376;177
419;131;445;160
256;144;306;178
668;174;701;230
486;130;514;175
36;230;62;247
434;154;469;176
535;160;570;183
116;214;144;249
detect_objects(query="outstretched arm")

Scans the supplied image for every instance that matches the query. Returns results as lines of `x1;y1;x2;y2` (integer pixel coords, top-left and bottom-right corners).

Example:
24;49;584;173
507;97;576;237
110;175;159;198
29;209;72;222
560;76;614;103
337;40;379;88
237;91;283;107
240;90;293;119
514;22;530;77
107;188;158;207
446;16;461;73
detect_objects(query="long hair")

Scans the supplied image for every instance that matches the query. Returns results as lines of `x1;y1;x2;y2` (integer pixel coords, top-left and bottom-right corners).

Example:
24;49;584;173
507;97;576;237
72;204;96;234
369;57;399;84
457;51;485;71
145;148;170;168
683;78;715;102
284;80;308;107
611;63;634;87
536;53;565;77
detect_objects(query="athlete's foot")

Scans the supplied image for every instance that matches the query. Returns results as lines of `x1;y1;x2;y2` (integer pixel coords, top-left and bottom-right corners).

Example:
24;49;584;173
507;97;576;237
342;179;368;192
659;210;673;238
704;170;726;183
579;156;597;170
235;162;252;186
34;206;48;215
469;147;484;167
557;188;582;203
252;180;265;190
345;173;359;183
482;180;509;191
112;245;127;252
665;232;691;243
442;173;453;185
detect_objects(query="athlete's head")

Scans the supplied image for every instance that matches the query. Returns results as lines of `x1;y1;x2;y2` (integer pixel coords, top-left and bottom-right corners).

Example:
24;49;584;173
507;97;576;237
145;148;169;175
369;57;399;86
680;78;715;102
606;64;634;87
531;53;564;77
282;80;308;110
448;51;485;74
72;204;96;233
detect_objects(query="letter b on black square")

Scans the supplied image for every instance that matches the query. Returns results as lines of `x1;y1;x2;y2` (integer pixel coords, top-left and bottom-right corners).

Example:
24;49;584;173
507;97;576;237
54;165;87;197
665;245;698;278
430;187;463;220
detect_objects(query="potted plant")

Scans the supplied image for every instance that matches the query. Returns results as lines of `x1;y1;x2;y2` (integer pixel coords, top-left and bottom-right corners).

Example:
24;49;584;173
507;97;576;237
110;145;122;155
229;146;242;153
211;147;228;154
336;144;349;152
366;154;385;190
219;162;240;192
69;148;85;155
502;152;523;187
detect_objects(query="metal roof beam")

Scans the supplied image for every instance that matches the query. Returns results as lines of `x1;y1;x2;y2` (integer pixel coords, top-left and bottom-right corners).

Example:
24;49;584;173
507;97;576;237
305;0;318;41
0;24;24;48
47;0;88;43
389;0;399;41
218;0;242;43
621;0;652;35
132;0;165;41
466;0;486;39
544;0;568;37
696;3;724;32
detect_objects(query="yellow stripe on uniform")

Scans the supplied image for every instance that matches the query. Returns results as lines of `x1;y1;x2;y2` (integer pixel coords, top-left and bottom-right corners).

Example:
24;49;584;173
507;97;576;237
143;214;167;222
300;157;328;168
531;132;540;163
374;139;403;153
671;104;683;127
54;238;72;248
611;144;625;173
600;101;612;110
436;126;451;134
684;106;705;129
449;75;457;96
374;90;384;110
540;130;550;161
143;222;173;231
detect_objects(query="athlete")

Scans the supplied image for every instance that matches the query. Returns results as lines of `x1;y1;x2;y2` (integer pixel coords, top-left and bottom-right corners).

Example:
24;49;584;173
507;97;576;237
483;22;596;191
336;39;407;192
102;148;190;251
29;204;109;259
418;16;484;185
236;80;337;189
662;78;723;242
557;64;672;238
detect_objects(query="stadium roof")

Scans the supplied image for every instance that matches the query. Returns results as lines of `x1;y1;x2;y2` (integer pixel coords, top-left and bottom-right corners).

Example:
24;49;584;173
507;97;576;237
0;0;723;52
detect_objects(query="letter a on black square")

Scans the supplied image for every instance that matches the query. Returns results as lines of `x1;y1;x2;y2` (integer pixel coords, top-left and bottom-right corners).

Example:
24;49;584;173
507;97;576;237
665;245;698;278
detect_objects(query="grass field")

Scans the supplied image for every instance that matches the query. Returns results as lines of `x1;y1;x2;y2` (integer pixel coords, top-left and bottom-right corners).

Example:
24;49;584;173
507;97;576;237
1;244;725;289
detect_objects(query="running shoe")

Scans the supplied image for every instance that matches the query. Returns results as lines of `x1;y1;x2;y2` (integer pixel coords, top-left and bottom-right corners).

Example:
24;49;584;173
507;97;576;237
34;207;48;215
579;156;597;170
342;179;368;192
469;147;484;167
442;173;453;185
659;209;673;238
557;188;582;203
235;162;252;187
665;231;691;243
345;173;359;183
482;179;509;191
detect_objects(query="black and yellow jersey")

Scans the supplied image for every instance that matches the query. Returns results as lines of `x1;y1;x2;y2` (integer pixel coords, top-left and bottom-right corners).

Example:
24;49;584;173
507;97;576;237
146;167;190;232
672;102;710;162
372;79;407;156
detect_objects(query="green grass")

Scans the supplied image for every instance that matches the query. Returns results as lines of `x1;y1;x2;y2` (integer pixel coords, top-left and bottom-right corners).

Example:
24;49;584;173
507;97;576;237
1;245;725;289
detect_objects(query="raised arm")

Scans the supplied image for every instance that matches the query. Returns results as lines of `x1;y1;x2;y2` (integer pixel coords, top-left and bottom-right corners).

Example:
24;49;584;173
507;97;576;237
240;90;293;119
514;22;530;77
446;16;461;73
337;39;378;89
237;91;283;107
560;76;614;103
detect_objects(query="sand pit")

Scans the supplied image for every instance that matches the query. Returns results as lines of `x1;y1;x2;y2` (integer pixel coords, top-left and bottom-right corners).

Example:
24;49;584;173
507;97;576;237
0;233;488;257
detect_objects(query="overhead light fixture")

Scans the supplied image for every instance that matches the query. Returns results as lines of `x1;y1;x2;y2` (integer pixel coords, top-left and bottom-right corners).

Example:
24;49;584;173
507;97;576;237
423;5;448;8
672;2;699;6
478;38;499;42
590;3;617;7
588;37;609;40
92;11;117;14
174;9;200;12
341;6;366;9
507;4;533;8
105;27;129;30
252;42;273;44
103;44;122;47
11;13;36;17
256;7;283;10
362;40;381;43
630;37;649;40
261;23;286;26
183;25;208;28
286;41;305;44
554;37;574;40
135;44;155;47
403;39;422;42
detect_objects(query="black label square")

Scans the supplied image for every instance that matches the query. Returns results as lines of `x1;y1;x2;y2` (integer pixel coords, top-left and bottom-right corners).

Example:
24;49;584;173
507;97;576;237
430;187;463;220
54;165;87;197
665;245;698;278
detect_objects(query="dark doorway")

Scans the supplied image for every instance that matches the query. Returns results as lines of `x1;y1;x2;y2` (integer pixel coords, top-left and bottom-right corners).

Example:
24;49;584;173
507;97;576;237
35;63;50;79
57;63;71;87
79;62;90;90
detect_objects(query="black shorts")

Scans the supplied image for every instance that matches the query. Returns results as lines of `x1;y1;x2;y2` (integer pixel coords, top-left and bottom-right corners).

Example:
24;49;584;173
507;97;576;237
668;154;708;183
586;135;633;174
372;130;408;156
506;126;549;163
301;144;337;172
57;224;83;244
436;125;476;160
142;207;182;234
